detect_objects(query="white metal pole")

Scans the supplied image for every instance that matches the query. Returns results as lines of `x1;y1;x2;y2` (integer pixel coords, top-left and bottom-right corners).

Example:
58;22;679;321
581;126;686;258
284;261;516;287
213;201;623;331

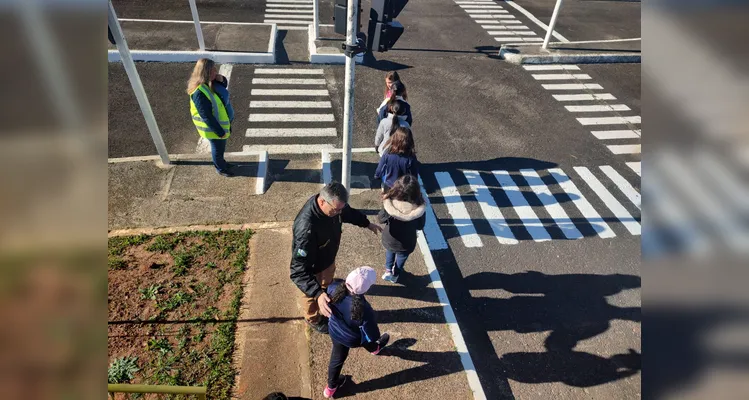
542;0;563;49
188;0;206;51
108;1;170;165
341;0;357;191
313;0;320;40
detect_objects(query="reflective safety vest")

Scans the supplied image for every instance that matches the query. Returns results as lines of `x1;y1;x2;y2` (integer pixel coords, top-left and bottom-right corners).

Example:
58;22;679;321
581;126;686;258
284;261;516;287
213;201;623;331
189;84;231;139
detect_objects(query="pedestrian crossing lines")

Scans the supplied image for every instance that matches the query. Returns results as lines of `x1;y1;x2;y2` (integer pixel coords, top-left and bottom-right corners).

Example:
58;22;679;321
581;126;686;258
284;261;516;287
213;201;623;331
453;0;543;43
426;164;641;247
524;65;641;158
264;0;313;30
245;68;337;149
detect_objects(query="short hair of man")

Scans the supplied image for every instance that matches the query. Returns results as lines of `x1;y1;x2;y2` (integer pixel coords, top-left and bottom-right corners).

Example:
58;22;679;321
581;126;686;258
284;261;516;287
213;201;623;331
320;181;349;204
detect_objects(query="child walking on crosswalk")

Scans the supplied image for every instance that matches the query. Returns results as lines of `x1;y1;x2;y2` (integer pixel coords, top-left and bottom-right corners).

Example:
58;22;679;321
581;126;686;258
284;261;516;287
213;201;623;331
377;175;427;283
324;267;390;398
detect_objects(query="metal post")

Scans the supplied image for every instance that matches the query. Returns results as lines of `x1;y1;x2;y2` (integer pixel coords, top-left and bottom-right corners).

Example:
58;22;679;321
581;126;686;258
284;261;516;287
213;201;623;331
108;1;171;165
340;0;357;191
313;0;320;40
188;0;206;51
542;0;563;49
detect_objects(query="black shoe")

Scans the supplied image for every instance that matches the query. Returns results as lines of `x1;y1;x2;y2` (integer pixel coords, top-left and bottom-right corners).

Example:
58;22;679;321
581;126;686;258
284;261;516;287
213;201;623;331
218;170;234;177
307;318;329;334
371;333;390;355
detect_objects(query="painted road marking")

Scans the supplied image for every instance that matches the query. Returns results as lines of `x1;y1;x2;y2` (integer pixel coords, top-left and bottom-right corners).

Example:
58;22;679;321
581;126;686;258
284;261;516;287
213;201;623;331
249;113;335;122
520;169;584;239
246;128;337;137
626;162;641;176
592;130;641;140
577;116;641;125
600;166;641;209
574;167;641;235
493;170;552;242
542;83;603;90
463;170;519;245
435;172;483;248
533;73;592;80
565;104;631;112
524;65;580;71
607;144;642;154
548;168;616;238
251;89;329;96
250;100;331;108
553;93;617;101
252;78;325;85
254;68;323;74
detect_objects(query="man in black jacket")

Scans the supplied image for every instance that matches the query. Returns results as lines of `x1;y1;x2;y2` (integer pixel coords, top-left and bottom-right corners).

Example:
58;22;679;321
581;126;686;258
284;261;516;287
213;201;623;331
290;182;382;333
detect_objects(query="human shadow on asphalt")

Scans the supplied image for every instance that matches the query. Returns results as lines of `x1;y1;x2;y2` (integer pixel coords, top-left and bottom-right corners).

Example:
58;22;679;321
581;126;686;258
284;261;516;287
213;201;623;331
334;338;465;397
362;52;412;71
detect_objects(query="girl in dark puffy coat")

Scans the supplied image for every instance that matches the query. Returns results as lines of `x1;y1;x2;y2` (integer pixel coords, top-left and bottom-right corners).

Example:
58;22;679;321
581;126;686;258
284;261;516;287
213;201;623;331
377;175;426;283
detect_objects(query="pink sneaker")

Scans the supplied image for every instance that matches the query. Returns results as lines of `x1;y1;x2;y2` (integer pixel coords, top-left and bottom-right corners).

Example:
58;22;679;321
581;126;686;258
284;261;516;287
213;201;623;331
370;333;390;355
323;376;347;398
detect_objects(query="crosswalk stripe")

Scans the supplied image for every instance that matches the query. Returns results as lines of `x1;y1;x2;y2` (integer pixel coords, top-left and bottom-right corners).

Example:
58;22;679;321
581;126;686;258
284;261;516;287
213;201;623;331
455;1;497;4
254;68;323;74
483;25;530;30
246;128;337;137
466;9;509;13
607;144;642;154
542;83;602;90
251;89;328;96
523;65;581;71
435;172;483;247
553;93;616;101
577;116;641;125
494;37;542;42
574;167;640;235
243;144;334;153
520;169;584;239
249;113;334;122
264;3;313;6
493;170;552;242
532;73;592;80
277;26;310;30
489;31;537;36
548;169;616;238
264;14;313;18
470;14;514;18
463;171;519;245
459;5;504;8
252;78;325;84
565;104;631;112
592;130;641;140
418;176;449;250
600;166;641;209
626;162;641;176
250;100;331;108
265;9;314;13
264;19;311;24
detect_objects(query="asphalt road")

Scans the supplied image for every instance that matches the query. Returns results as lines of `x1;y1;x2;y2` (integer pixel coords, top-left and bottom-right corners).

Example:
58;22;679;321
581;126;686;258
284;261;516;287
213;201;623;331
108;0;642;398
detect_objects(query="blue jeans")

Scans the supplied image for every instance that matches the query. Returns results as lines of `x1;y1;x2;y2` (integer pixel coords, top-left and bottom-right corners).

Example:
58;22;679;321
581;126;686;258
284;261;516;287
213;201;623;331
207;138;229;173
385;250;410;275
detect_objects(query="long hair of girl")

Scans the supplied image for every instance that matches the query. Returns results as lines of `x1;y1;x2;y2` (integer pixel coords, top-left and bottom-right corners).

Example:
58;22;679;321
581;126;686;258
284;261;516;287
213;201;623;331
186;58;215;95
384;174;425;205
330;281;364;322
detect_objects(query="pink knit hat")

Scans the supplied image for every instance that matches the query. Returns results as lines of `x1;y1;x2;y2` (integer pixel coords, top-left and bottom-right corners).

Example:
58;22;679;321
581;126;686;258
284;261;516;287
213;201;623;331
345;266;377;295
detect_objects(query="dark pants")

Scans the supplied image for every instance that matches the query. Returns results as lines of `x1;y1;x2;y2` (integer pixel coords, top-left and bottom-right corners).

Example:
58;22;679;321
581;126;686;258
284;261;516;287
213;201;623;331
208;138;229;173
328;339;379;388
385;250;410;275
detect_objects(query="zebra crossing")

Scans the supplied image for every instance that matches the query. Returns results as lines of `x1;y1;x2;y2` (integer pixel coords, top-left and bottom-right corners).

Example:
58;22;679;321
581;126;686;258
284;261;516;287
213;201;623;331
524;65;642;158
423;164;641;249
453;0;543;43
264;0;313;30
243;68;338;153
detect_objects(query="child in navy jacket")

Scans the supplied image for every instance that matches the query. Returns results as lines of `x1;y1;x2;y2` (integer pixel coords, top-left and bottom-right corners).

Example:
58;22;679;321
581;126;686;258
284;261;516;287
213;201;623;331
324;267;390;398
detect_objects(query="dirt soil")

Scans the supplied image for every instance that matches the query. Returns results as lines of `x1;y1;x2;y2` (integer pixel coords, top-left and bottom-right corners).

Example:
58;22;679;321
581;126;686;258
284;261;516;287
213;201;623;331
108;230;252;399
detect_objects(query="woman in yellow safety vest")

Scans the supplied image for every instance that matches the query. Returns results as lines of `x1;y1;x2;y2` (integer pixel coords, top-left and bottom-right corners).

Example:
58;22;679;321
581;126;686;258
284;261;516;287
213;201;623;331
186;58;235;177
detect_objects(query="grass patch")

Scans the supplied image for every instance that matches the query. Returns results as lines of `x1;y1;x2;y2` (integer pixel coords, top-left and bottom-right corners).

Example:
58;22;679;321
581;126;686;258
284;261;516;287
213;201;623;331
108;256;127;271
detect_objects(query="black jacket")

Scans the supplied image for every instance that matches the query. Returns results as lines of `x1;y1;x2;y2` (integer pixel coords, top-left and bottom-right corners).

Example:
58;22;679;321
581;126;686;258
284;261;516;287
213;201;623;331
377;198;426;253
290;195;371;299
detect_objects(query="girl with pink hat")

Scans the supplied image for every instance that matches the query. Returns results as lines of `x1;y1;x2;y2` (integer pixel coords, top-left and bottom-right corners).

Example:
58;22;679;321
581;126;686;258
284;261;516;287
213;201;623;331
322;266;390;398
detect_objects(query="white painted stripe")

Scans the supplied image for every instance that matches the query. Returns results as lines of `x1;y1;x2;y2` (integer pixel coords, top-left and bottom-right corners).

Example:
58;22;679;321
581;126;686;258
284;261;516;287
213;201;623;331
520;169;584;239
277;26;310;30
265;9;314;13
243;144;334;154
465;9;509;13
607;144;642;154
264;3;313;7
321;150;332;184
463;171;519;245
542;83;603;90
626;162;641;176
264;14;313;19
600;166;641;209
415;229;487;400
246;128;337;137
256;151;268;194
254;68;323;74
470;14;514;18
455;1;496;3
250;100;331;108
577;116;641;125
574;167;640;235
460;5;504;8
592;130;641;140
482;20;523;25
252;78;325;84
489;31;537;36
504;0;569;42
493;170;552;242
520;37;544;42
417;176;449;251
494;37;543;42
434;172;483;247
532;73;592;80
553;93;617;101
482;25;530;30
251;89;328;96
218;64;233;87
548;169;615;238
565;104;631;112
249;113;334;122
264;19;311;24
660;152;749;253
524;65;580;71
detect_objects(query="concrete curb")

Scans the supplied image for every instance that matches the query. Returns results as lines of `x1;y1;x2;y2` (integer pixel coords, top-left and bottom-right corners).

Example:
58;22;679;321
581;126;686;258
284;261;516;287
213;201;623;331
307;25;364;64
499;45;640;64
108;221;294;237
